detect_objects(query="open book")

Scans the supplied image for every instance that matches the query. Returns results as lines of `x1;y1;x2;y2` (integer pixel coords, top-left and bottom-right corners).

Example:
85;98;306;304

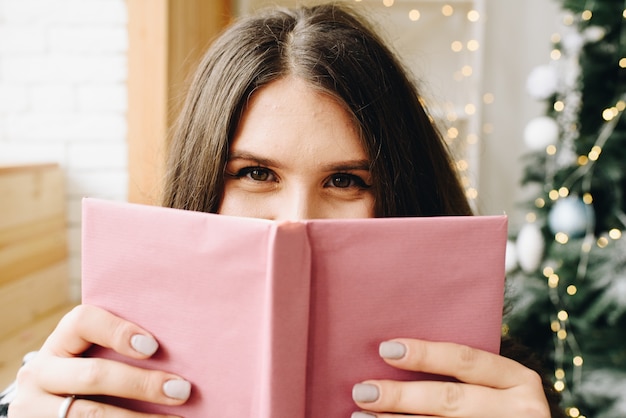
81;198;507;417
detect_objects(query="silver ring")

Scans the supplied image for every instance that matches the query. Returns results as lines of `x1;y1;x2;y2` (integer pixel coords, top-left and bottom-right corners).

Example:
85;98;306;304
58;395;76;418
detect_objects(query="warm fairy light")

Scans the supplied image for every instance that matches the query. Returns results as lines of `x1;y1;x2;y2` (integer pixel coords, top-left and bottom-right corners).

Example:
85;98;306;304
543;266;554;277
551;49;562;60
383;0;394;7
483;93;495;104
451;41;463;52
442;5;454;16
597;236;609;248
620;58;626;68
558;187;569;197
609;229;622;239
466;133;478;144
549;189;560;200
526;212;537;222
456;159;469;171
555;380;566;391
583;192;593;204
467;39;480;51
623;9;626;18
467;10;480;22
602;107;618;120
558;310;569;321
409;9;421;21
563;13;575;26
546;145;557;155
582;240;592;252
548;274;560;288
461;65;473;76
573;356;584;366
555;368;565;379
465;103;476;115
617;100;626;111
556;232;569;244
554;101;565;111
577;155;589;165
567;285;577;295
588;145;602;160
535;197;546;208
447;127;459;138
581;10;592;21
551;320;561;331
466;187;478;199
551;33;561;43
557;329;568;340
569;407;581;417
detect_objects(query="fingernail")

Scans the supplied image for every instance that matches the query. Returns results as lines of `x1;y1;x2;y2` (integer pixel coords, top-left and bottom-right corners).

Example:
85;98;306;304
352;412;376;418
163;379;191;400
131;334;159;356
352;383;379;403
379;341;406;359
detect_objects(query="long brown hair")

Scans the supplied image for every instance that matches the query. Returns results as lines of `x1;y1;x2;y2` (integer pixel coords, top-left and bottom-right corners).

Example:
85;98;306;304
161;2;472;217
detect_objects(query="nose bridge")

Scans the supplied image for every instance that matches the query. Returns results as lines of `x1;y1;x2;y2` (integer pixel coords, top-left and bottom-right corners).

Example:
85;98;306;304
278;184;319;221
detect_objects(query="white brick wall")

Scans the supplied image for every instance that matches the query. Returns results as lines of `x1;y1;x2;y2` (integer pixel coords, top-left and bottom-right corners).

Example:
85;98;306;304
0;0;129;301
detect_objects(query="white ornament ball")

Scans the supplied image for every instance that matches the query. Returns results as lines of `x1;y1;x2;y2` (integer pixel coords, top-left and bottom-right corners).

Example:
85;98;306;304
526;65;558;100
562;32;584;55
584;26;606;43
505;240;518;273
523;116;559;150
548;196;595;237
516;223;545;273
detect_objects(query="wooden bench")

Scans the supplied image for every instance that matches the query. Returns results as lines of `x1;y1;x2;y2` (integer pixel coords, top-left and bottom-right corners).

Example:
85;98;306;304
0;164;75;389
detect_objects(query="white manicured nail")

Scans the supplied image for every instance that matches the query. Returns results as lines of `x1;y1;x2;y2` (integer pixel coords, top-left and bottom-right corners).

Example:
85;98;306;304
130;334;158;356
163;379;191;400
379;341;406;359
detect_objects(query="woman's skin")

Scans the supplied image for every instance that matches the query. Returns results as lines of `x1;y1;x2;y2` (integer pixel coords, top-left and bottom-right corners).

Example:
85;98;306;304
9;76;550;418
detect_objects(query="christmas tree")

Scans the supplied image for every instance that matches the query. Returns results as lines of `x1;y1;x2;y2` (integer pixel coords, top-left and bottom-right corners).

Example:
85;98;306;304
504;1;626;417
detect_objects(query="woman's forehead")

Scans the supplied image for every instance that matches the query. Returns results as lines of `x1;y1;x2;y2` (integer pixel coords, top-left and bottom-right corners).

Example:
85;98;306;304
230;77;367;166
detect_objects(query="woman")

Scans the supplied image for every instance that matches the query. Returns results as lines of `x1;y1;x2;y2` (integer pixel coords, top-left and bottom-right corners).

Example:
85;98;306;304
3;3;564;417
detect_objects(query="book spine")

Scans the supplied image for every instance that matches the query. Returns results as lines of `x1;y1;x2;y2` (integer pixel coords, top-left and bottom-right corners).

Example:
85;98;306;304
255;222;311;418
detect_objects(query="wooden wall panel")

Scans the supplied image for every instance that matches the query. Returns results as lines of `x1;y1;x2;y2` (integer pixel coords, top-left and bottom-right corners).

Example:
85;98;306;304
127;0;231;204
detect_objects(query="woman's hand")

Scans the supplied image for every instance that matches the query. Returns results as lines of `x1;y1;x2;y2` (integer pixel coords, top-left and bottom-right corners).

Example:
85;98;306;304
8;305;190;417
351;338;551;418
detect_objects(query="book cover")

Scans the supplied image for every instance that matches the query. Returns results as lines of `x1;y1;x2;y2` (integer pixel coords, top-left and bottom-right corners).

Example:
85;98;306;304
81;198;508;417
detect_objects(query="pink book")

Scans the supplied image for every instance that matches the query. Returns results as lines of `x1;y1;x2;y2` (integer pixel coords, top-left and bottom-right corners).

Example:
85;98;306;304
81;198;507;417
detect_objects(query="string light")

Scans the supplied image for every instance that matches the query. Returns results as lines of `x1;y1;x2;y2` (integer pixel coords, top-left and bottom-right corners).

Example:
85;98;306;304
555;232;569;244
535;198;546;208
467;39;480;51
372;1;484;215
467;10;480;22
408;9;420;21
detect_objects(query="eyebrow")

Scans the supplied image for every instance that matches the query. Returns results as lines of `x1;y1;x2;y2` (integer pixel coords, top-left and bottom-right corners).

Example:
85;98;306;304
227;151;371;172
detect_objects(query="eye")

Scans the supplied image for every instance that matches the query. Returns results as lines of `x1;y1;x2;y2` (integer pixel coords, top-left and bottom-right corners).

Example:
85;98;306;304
325;173;370;189
233;167;276;182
